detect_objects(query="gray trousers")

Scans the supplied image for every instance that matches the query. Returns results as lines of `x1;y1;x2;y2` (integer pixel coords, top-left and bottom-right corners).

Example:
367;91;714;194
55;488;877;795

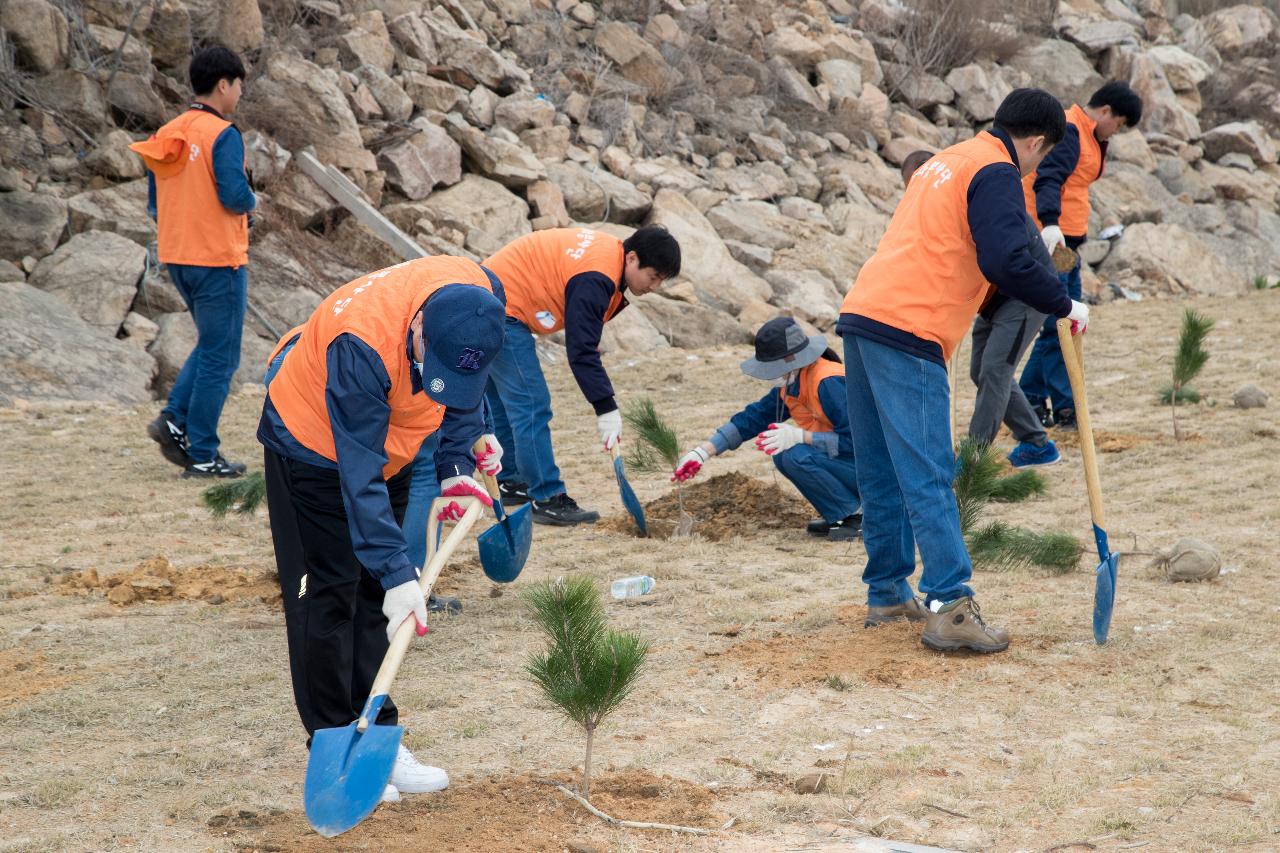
968;297;1048;447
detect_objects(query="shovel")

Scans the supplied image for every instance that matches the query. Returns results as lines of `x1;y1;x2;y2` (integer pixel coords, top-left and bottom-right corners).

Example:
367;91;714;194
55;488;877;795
1056;319;1119;645
304;497;484;837
611;444;647;536
472;439;532;583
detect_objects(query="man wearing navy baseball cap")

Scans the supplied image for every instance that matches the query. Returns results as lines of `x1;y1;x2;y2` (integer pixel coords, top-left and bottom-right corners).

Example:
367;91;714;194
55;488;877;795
257;256;506;803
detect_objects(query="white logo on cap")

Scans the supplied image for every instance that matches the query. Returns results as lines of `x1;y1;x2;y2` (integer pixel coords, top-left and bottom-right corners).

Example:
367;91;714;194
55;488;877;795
535;310;556;329
430;377;445;394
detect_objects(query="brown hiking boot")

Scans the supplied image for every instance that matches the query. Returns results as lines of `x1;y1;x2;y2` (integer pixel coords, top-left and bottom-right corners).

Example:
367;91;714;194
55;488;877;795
864;596;928;628
921;597;1010;653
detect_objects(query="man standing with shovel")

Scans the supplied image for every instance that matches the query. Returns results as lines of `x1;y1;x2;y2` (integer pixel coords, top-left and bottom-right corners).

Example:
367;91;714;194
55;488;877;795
257;256;506;802
838;89;1088;652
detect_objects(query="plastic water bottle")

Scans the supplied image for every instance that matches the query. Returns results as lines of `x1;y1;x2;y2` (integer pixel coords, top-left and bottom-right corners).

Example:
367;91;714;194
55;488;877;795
610;575;655;599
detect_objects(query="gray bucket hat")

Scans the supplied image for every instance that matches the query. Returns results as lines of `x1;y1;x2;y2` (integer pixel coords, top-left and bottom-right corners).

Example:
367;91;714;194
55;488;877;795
740;316;827;381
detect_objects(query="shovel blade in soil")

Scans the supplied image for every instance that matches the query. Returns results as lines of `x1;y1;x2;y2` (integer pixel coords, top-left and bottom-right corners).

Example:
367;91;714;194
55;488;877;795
478;502;532;583
304;702;402;837
1092;524;1119;645
613;455;647;536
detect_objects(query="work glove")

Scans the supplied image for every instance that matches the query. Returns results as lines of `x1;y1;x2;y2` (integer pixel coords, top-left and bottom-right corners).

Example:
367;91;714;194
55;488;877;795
473;434;503;477
1040;224;1065;253
383;577;428;642
1066;299;1089;335
672;447;709;483
436;475;493;521
755;422;805;456
596;408;622;451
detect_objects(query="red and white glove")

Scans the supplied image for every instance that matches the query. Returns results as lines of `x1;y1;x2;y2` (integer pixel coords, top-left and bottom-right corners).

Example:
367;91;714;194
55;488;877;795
436;474;493;521
382;577;428;641
672;447;709;482
473;434;503;477
596;409;622;451
1067;299;1089;335
755;423;805;456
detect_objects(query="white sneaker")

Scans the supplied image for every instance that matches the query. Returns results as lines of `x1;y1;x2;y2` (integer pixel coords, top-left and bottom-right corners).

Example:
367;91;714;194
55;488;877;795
389;744;449;793
381;783;401;803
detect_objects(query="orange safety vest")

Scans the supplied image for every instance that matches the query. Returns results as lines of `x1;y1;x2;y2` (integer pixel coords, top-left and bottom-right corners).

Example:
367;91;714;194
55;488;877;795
265;257;496;480
783;359;843;433
129;107;250;267
841;131;1015;361
1022;104;1103;237
483;228;626;334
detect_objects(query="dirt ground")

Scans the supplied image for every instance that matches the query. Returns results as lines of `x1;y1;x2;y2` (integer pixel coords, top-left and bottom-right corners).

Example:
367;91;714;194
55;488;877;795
1;292;1278;852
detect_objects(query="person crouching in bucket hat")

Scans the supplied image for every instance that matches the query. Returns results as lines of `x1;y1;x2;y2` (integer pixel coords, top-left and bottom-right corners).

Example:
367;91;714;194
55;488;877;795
672;316;861;540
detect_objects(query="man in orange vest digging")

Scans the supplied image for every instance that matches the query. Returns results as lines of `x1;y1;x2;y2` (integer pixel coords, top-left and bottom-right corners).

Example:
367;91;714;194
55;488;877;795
131;46;257;478
838;89;1089;653
478;226;681;526
257;257;506;802
1020;81;1143;432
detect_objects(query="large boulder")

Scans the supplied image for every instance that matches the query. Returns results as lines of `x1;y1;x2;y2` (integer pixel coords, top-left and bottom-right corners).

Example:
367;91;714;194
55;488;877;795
599;303;670;353
1197;4;1277;58
422;13;529;94
66;179;155;246
446;124;545;189
763;269;842;330
412;174;530;257
883;62;954;111
768;56;827;112
1006;40;1102;108
629;293;752;348
29;230;146;333
25;70;108;133
107;72;169;127
595;22;681;95
185;0;262;53
1099;222;1243;295
707;200;795;251
0;281;155;403
545;161;607;222
646;189;772;315
1115;49;1201;141
0;191;67;261
1;0;69;72
1090;164;1178;225
354;65;413;122
83;129;146;180
378;123;462;201
592;170;652;224
1201;121;1277;166
1106;129;1158;172
148;312;274;393
944;62;1014;123
144;0;192;69
1147;45;1212;92
337;10;395;72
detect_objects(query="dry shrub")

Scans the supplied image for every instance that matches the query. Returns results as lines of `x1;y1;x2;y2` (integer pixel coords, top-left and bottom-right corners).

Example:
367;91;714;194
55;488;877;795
892;0;1055;83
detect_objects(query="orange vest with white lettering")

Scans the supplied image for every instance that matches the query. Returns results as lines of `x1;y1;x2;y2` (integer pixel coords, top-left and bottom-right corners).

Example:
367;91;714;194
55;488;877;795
783;359;843;433
1022;104;1103;237
483;228;626;334
129;108;250;267
266;257;495;479
841;131;1015;361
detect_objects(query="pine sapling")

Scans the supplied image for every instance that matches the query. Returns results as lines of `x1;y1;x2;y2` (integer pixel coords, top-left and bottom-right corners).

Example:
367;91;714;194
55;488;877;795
623;397;692;535
202;471;266;517
1164;308;1214;441
524;576;648;799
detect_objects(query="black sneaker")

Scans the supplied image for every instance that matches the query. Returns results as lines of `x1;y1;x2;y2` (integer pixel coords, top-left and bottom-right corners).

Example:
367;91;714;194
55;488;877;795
531;493;600;526
182;454;246;479
1030;399;1054;428
498;480;530;506
828;513;862;541
147;414;189;468
806;518;831;537
1053;408;1077;431
427;594;462;615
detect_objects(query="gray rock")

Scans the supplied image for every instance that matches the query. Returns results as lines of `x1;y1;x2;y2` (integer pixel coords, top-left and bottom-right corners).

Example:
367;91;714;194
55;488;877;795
1078;239;1112;266
1006;40;1102;107
447;124;545;189
66;179;155;246
493;95;556;133
107;72;169;127
423;13;529;94
0;281;155;403
764;269;842;330
724;240;774;274
85;23;153;73
599;302;670;353
1201;121;1278;166
1233;383;1269;409
412;174;530;257
945;62;1014;123
768;56;826;112
631;293;752;348
84;129;146;181
121;311;159;349
595;21;680;95
355;64;413;122
883;62;954;111
401;72;463;113
707;200;795;250
144;0;192;69
1099;222;1243;296
816;59;863;103
148;311;274;394
29;230;146;333
1063;19;1140;54
243;131;292;185
0;191;68;261
251;52;375;172
0;258;25;281
1090;164;1179;225
25;70;108;133
1;0;69;72
546;161;607;222
388;13;439;64
379;123;462;200
592;170;652;224
337;10;395;72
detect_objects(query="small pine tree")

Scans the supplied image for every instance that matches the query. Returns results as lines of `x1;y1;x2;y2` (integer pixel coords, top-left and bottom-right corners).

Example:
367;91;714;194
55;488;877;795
524;577;649;799
1166;308;1214;441
202;471;266;517
623;397;692;535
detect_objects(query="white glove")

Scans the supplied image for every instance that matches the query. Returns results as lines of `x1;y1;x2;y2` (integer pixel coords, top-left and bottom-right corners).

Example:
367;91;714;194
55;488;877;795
754;422;805;456
672;446;709;482
1066;299;1089;335
1040;224;1065;253
437;474;493;521
596;408;622;451
474;434;503;477
382;577;427;642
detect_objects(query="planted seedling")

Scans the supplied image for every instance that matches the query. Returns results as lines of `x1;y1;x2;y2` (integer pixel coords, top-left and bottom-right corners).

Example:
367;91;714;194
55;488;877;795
623;397;693;536
1159;308;1214;441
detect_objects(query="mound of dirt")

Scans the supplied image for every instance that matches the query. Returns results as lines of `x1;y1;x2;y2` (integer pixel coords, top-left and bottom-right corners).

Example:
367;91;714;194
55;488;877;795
57;556;280;607
600;472;811;540
0;648;75;708
222;771;724;852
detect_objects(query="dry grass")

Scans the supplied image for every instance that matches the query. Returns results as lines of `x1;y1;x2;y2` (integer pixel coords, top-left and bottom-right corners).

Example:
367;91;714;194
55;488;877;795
0;293;1278;850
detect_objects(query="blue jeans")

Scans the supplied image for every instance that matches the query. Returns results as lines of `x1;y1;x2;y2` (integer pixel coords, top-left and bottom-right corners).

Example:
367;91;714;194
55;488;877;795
401;433;441;569
162;263;247;462
1020;259;1081;415
772;444;860;523
484;318;565;501
842;334;974;607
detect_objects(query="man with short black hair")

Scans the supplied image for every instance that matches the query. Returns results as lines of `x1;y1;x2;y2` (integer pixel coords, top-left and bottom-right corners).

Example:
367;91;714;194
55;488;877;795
475;226;681;526
838;89;1085;654
132;46;257;478
1020;80;1143;430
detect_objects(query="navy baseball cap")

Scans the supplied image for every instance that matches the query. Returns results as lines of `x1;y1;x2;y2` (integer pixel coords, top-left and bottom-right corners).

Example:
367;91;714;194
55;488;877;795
420;284;506;409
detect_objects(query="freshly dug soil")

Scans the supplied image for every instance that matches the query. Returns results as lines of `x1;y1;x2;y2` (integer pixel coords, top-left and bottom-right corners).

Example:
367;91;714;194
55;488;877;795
224;770;725;851
600;472;811;540
1053;428;1150;453
57;556;281;607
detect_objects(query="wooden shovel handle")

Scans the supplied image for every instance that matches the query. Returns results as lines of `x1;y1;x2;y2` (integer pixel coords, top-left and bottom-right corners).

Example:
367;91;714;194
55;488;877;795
358;497;483;730
471;436;502;502
1055;319;1106;529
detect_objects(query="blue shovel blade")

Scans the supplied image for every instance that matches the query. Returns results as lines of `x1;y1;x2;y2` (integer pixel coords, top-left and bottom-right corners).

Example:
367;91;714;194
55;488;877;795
1091;523;1119;645
613;455;647;536
304;700;402;837
478;502;532;583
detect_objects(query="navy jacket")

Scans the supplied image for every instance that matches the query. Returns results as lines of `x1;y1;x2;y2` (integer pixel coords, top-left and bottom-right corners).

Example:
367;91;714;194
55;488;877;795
563;271;626;415
1031;123;1103;247
710;371;853;459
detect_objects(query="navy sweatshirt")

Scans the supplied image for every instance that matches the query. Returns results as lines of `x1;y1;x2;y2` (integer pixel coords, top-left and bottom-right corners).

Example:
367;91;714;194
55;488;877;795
563;270;628;415
710;370;853;459
1031;122;1107;247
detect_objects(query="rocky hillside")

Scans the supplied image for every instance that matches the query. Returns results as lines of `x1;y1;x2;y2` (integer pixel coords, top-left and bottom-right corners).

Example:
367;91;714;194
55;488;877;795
2;0;1279;404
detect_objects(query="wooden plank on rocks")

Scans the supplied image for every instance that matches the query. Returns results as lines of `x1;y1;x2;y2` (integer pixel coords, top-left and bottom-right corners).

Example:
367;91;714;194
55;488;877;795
296;149;427;261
